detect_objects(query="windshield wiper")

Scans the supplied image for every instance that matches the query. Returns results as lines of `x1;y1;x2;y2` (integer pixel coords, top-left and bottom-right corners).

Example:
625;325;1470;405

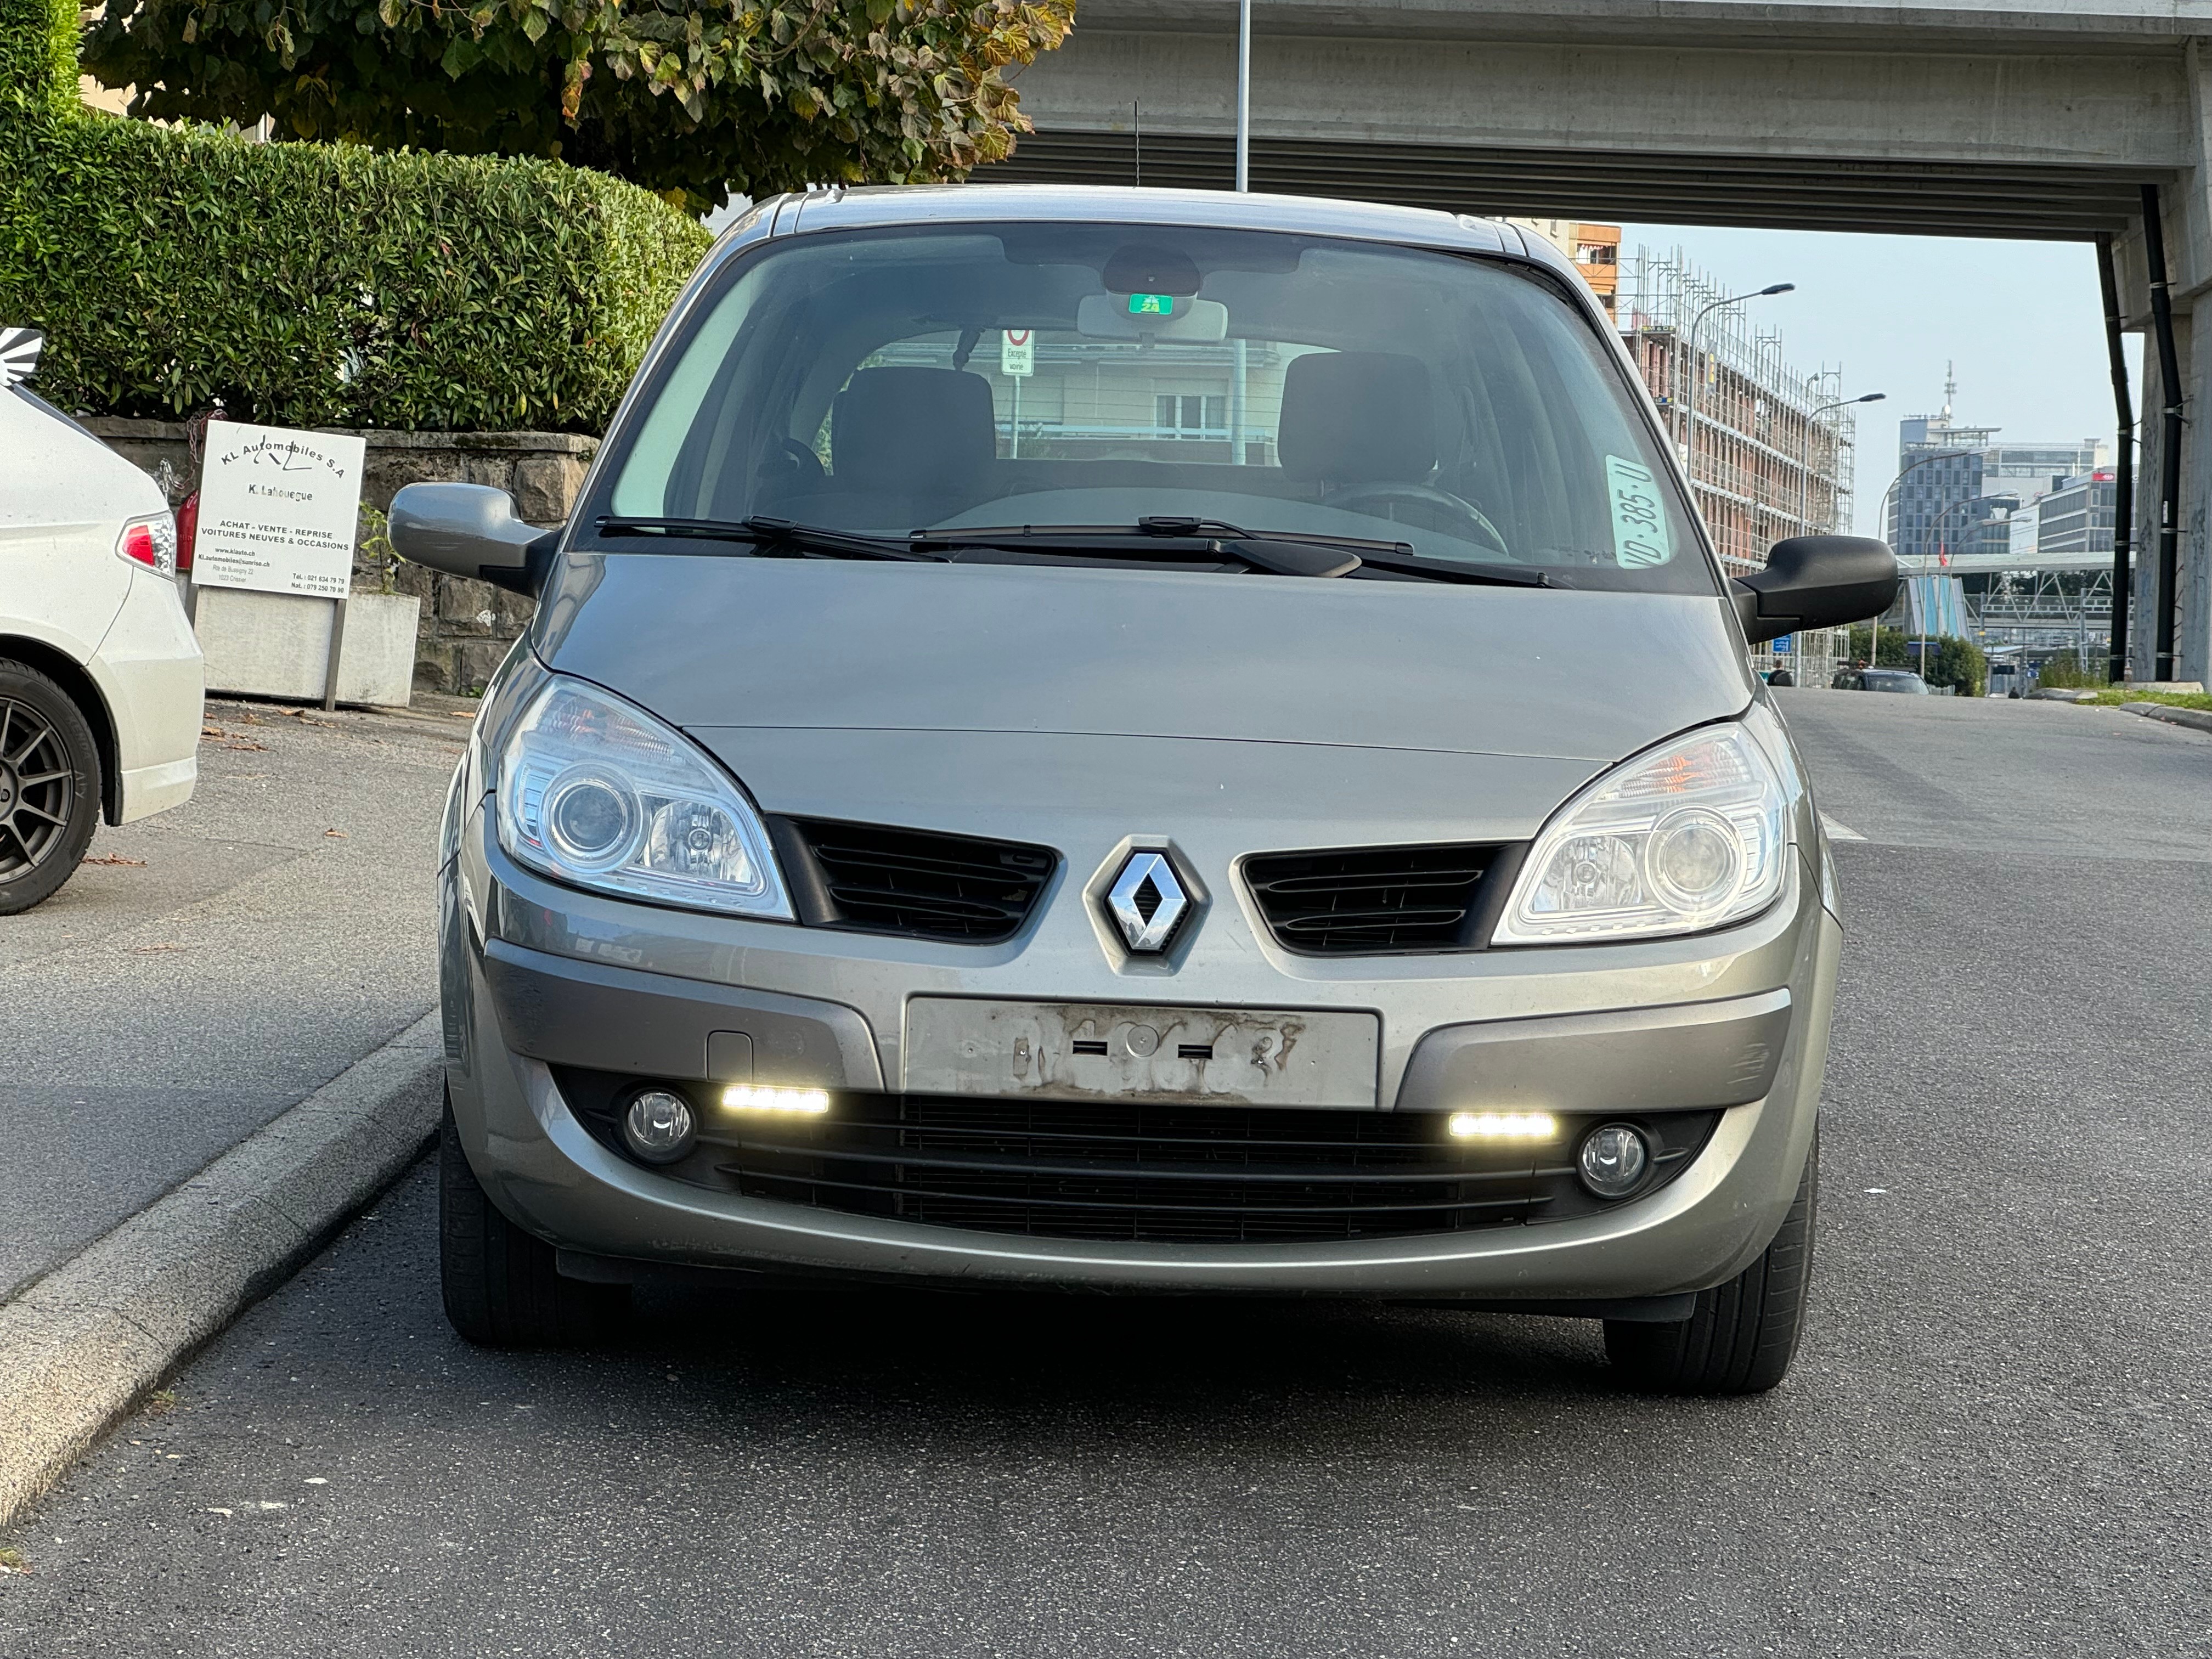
596;515;945;562
601;514;1547;585
912;522;1359;578
1346;548;1550;588
921;521;1550;586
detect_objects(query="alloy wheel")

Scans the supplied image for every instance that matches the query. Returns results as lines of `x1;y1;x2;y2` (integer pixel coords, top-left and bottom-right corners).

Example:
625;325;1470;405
0;696;78;885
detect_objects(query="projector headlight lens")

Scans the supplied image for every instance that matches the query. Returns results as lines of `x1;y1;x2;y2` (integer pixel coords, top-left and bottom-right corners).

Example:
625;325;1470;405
496;675;791;918
1493;723;1791;944
1577;1123;1651;1199
544;768;639;870
622;1088;697;1164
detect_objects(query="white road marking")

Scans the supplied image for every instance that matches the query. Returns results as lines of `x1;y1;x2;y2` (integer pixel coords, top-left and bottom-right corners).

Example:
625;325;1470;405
1820;814;1866;842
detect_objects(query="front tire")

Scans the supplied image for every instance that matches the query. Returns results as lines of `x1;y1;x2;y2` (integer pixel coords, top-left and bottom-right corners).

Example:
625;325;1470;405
440;1096;627;1346
0;661;103;916
1605;1127;1818;1395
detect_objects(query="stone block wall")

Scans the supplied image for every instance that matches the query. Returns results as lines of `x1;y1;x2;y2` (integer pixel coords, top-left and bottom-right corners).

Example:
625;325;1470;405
88;420;598;693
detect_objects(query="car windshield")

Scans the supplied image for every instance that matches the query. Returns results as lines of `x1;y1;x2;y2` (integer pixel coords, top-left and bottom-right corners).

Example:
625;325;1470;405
587;222;1715;594
1865;672;1926;692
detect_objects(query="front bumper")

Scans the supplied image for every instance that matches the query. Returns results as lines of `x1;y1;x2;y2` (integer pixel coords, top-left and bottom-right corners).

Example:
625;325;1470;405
442;804;1841;1302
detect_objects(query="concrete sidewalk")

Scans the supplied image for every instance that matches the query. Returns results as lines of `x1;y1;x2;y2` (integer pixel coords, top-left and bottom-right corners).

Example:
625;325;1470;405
1;696;466;1302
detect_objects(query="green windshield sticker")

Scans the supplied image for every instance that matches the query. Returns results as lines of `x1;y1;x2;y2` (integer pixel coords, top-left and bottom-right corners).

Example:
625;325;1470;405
1127;293;1173;316
1605;455;1672;568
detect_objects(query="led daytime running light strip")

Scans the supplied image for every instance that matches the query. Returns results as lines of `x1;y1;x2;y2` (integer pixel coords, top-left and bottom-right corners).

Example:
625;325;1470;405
722;1085;831;1115
1447;1111;1558;1140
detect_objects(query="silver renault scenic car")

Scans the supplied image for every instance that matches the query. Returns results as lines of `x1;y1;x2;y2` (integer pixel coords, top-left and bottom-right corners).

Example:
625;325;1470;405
395;185;1896;1394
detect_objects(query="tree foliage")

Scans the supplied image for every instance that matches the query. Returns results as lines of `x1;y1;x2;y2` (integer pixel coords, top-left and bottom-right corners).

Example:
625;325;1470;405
1921;635;1987;698
1844;623;1907;670
83;0;1075;214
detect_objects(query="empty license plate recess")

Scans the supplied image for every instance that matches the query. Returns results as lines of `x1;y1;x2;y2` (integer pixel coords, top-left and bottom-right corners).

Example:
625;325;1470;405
902;999;1380;1108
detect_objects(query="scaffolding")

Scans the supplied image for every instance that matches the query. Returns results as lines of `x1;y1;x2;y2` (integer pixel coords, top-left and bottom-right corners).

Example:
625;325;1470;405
1616;250;1859;575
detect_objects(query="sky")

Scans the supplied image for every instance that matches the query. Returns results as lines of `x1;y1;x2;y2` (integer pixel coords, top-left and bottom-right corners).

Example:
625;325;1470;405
1617;224;2133;535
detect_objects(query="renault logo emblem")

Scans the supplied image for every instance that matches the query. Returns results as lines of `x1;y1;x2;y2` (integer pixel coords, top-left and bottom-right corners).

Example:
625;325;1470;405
1105;851;1189;953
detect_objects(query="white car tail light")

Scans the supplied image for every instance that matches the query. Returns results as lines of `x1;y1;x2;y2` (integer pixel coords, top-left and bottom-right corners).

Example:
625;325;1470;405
116;512;179;577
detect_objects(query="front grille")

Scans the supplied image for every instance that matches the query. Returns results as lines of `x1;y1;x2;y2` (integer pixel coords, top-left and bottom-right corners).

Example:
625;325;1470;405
555;1076;1721;1246
775;817;1057;943
1243;842;1506;953
726;1097;1541;1242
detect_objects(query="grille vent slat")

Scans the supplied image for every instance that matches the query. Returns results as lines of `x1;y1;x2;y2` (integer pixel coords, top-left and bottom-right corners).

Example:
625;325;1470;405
787;817;1056;944
713;1094;1561;1243
1244;843;1502;954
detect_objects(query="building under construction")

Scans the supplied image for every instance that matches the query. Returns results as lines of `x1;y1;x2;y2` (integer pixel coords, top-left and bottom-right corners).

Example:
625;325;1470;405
1613;250;1859;577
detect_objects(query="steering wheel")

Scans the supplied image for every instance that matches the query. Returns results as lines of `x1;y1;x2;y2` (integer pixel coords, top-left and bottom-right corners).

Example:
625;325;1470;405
1324;481;1511;558
780;437;825;478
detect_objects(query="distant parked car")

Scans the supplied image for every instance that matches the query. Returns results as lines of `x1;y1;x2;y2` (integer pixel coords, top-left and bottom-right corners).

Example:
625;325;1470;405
1850;669;1931;695
0;348;204;913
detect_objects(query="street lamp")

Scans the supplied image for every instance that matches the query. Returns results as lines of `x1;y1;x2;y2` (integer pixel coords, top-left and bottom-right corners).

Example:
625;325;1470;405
1870;445;1976;675
1915;493;1991;684
1235;0;1252;191
1801;392;1884;537
1920;491;2026;676
1680;283;1793;509
1798;391;1882;686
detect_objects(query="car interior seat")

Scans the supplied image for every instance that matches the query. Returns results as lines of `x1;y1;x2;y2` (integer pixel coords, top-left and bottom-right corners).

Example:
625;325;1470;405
828;366;997;524
1276;351;1437;497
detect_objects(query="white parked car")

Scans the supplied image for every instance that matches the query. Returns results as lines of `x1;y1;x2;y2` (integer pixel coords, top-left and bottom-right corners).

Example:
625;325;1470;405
1;353;204;913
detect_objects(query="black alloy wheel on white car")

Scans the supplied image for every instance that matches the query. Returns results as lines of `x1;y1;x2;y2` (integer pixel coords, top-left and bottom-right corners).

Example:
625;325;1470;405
0;662;101;915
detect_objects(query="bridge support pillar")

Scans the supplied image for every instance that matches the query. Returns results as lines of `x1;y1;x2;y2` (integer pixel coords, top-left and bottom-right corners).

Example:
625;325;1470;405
2132;245;2212;685
2137;49;2212;685
2127;281;2192;683
2173;295;2212;681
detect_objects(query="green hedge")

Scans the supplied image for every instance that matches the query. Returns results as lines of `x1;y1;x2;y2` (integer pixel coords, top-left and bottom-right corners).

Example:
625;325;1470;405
0;0;709;432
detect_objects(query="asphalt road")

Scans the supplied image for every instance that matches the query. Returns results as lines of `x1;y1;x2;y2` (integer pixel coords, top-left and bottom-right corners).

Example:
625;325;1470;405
0;696;463;1300
4;691;2208;1657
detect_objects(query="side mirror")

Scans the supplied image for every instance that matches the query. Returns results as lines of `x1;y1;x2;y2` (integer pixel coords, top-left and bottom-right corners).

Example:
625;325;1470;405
1733;535;1899;645
388;482;557;598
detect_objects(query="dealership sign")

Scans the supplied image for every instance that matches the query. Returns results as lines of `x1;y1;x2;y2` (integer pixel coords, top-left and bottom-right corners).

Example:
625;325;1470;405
193;422;367;599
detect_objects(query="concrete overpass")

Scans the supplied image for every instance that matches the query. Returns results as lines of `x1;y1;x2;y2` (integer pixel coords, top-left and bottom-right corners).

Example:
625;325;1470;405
992;0;2212;681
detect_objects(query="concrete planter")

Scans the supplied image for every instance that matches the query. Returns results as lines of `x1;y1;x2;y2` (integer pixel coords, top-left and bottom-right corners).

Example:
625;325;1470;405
89;419;596;695
193;589;422;708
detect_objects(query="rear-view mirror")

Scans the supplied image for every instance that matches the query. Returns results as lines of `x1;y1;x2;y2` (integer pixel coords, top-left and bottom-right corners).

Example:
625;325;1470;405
1076;294;1229;343
1733;535;1899;645
389;482;556;599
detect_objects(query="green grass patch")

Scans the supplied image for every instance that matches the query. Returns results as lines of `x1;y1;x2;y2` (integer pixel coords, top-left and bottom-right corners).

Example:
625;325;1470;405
2080;689;2212;711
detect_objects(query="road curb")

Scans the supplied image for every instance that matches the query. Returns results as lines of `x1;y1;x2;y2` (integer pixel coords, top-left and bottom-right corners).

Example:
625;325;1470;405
0;1012;444;1527
2123;700;2212;736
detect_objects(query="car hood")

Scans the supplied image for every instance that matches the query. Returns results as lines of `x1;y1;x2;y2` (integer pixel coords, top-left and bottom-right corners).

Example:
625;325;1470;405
536;554;1752;765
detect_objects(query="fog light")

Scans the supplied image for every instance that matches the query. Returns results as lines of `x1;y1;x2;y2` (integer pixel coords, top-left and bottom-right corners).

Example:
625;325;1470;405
622;1088;696;1164
1447;1111;1557;1141
1577;1123;1651;1198
722;1084;831;1115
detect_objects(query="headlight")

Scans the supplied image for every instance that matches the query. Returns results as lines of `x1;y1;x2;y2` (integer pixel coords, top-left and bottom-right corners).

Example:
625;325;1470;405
495;675;792;918
1491;722;1791;944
